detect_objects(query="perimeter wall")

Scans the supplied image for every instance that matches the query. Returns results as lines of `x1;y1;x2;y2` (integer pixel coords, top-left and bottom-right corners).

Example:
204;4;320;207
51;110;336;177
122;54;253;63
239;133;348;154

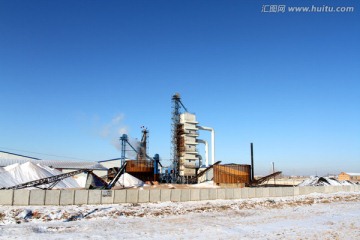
0;185;359;206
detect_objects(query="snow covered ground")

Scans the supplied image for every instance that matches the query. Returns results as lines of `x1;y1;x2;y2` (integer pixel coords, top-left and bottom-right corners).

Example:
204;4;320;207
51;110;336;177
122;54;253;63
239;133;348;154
1;192;359;239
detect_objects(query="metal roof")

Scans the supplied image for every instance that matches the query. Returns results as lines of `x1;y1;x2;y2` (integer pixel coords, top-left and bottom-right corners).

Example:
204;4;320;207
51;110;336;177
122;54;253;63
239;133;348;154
98;158;122;163
345;173;360;176
0;158;107;170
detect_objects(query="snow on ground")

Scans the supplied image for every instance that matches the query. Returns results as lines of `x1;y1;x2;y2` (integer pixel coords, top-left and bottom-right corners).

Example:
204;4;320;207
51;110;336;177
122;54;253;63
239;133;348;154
0;192;360;239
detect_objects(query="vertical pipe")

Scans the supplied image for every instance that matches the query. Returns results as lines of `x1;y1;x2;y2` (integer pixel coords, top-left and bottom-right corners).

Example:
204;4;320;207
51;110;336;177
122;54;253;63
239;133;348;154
154;154;159;181
211;129;215;165
197;126;215;165
197;139;209;166
250;143;254;182
205;140;208;166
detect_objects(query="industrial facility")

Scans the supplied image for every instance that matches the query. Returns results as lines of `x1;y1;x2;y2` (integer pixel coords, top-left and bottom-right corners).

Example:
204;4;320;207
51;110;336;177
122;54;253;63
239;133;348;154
0;93;358;192
0;93;251;190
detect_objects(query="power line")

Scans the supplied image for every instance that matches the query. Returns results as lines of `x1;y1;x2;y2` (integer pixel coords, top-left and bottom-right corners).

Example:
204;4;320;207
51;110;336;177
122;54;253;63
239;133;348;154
0;147;94;162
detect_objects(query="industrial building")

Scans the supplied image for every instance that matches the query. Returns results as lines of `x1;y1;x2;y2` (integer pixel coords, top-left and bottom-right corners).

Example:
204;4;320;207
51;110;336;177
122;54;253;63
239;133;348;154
338;172;360;182
213;164;251;187
98;158;122;170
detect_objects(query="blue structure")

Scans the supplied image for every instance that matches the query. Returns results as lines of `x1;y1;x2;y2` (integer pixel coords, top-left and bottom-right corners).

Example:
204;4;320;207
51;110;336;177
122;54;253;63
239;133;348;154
153;154;160;175
120;134;128;166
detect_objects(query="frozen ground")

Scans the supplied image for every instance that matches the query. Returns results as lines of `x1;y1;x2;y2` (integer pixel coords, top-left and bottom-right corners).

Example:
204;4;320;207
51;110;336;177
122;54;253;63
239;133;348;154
1;192;360;239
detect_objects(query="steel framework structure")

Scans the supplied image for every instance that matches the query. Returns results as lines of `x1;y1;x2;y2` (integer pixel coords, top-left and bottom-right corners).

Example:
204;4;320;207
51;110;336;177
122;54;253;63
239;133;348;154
171;93;188;183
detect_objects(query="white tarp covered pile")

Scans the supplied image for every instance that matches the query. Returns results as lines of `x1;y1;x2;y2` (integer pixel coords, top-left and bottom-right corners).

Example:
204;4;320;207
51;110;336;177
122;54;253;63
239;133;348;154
298;176;357;187
73;174;87;188
0;162;80;189
116;173;144;188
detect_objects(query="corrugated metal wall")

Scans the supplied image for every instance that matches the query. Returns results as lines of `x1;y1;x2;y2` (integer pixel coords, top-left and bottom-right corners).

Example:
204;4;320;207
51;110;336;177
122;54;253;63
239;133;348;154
213;164;251;184
125;160;155;181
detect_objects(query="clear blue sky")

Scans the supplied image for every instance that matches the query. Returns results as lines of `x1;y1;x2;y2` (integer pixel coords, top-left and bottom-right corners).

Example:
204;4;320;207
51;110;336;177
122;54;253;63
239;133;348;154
1;0;359;176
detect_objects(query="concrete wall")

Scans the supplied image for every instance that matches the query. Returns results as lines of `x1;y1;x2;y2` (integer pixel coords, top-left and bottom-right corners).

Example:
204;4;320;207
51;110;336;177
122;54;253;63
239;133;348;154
0;190;13;205
0;185;359;206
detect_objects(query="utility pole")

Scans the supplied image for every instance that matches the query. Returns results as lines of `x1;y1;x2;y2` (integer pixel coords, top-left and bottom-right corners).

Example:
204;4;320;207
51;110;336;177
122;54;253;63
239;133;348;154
250;143;254;182
272;162;276;186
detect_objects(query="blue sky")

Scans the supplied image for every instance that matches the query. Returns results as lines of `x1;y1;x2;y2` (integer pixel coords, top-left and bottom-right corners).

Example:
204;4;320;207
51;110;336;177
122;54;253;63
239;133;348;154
0;0;359;176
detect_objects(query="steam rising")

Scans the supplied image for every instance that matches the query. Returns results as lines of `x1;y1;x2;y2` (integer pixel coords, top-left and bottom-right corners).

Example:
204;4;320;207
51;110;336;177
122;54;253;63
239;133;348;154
100;114;140;159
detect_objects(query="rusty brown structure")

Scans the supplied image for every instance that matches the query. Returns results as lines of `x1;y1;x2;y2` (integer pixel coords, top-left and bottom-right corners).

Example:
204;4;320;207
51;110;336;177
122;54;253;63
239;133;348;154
338;172;360;182
125;160;156;182
213;164;251;185
176;123;184;160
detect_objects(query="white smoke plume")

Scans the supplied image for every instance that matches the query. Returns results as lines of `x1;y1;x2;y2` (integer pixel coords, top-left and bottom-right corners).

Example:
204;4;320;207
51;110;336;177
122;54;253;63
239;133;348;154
99;114;128;150
100;114;140;159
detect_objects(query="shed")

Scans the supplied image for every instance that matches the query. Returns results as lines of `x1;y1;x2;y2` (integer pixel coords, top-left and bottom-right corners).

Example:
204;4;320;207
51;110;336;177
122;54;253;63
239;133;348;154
338;172;360;182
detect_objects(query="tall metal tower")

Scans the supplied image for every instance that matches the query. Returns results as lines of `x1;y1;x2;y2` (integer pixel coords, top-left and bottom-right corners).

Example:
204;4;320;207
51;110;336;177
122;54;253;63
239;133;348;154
138;126;148;161
120;134;128;166
171;93;187;183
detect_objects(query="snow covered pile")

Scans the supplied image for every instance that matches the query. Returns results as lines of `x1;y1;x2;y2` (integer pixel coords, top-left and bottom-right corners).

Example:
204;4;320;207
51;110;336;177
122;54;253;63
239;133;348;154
73;174;87;188
298;176;357;187
0;162;80;189
116;173;144;188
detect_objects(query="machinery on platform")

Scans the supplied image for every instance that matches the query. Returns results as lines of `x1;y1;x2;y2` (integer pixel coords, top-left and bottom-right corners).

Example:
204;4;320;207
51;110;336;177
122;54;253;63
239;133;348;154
119;128;162;182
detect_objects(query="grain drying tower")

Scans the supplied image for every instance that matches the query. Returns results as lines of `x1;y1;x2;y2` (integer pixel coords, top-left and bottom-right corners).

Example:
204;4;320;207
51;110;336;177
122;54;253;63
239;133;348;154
178;112;199;178
171;93;215;183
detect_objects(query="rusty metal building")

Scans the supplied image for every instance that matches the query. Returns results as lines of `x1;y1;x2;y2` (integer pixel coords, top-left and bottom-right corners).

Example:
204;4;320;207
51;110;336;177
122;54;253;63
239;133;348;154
338;172;360;182
213;164;251;186
125;160;155;182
